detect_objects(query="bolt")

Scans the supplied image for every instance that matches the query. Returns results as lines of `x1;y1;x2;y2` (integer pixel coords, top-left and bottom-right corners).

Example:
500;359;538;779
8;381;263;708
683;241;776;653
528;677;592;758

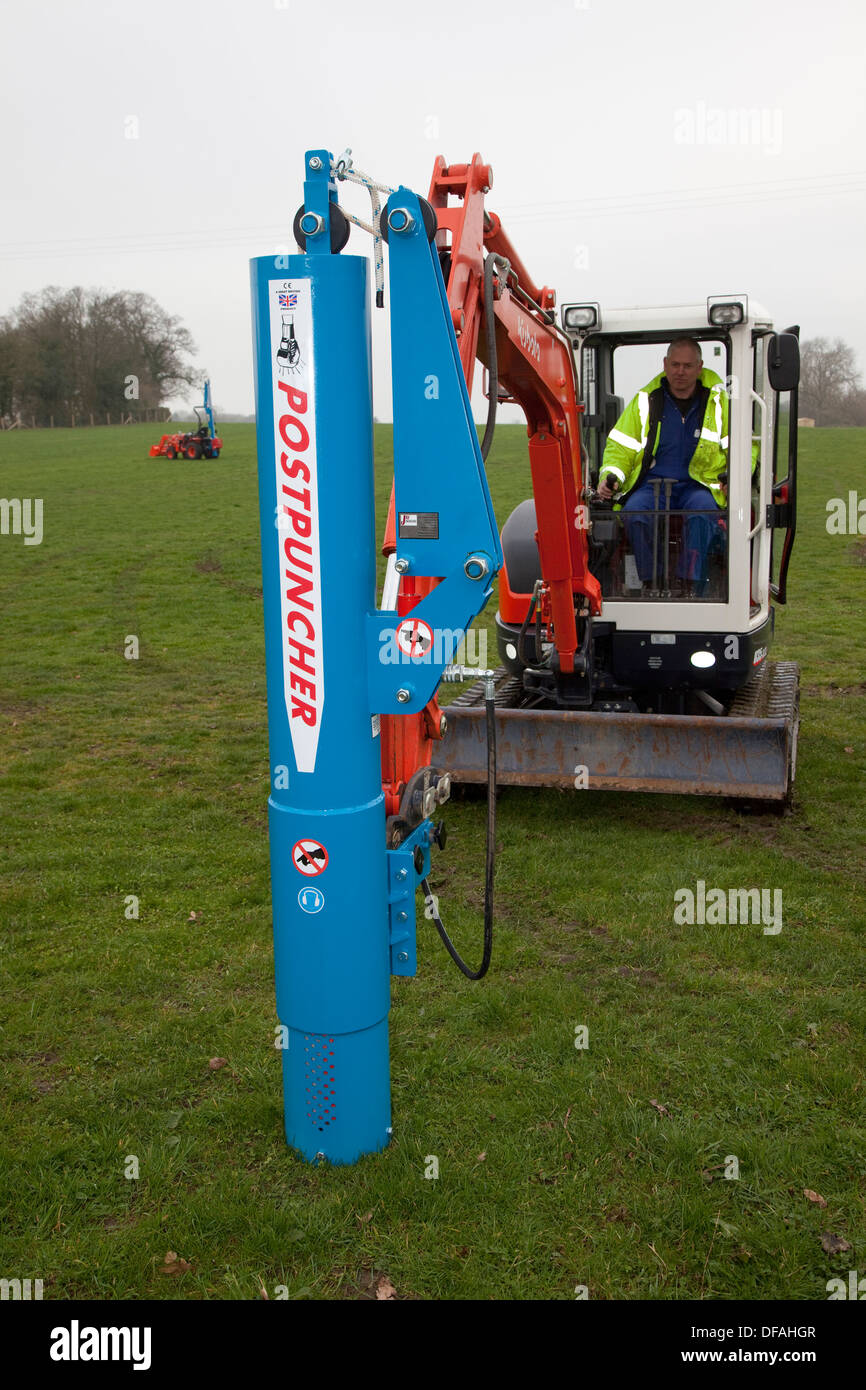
388;207;415;234
299;211;325;237
397;910;408;923
396;868;407;882
308;156;323;170
397;951;409;963
464;554;490;580
394;557;410;574
396;688;411;703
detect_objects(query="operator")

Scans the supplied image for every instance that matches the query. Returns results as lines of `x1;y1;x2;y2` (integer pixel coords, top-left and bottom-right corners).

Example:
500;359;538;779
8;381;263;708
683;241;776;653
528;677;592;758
597;338;728;594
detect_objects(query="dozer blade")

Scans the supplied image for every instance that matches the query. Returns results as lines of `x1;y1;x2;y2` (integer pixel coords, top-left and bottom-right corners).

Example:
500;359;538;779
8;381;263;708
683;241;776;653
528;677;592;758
440;661;799;802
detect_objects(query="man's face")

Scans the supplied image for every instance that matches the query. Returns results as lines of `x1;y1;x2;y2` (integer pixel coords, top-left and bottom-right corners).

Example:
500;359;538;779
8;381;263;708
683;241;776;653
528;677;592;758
664;345;702;399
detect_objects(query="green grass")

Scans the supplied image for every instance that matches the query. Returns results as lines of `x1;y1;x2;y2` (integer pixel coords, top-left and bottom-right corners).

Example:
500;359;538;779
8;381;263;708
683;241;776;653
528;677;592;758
0;421;864;1301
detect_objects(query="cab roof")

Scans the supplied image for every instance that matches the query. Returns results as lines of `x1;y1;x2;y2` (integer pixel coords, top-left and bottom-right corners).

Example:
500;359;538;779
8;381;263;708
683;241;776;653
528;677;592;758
583;301;774;335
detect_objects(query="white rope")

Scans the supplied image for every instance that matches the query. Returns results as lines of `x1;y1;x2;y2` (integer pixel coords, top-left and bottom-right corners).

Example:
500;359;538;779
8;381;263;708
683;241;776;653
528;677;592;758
342;210;377;237
331;149;395;305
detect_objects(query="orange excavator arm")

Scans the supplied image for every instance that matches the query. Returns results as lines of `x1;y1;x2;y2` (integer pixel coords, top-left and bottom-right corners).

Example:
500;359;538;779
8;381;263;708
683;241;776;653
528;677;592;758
380;153;600;815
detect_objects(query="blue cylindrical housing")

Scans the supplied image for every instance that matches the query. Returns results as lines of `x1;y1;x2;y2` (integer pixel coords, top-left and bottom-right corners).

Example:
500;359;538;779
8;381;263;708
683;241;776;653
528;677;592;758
250;251;390;1164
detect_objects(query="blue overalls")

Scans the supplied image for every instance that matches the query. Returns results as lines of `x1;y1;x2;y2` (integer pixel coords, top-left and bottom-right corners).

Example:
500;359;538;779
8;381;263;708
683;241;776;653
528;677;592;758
621;384;718;589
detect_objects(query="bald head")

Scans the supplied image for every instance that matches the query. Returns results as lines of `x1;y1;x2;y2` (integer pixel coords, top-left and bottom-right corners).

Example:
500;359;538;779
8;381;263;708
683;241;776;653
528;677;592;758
664;338;702;400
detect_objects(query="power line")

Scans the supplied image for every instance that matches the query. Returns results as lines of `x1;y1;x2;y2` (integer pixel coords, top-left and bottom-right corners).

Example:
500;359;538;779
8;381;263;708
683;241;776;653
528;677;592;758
0;170;863;262
498;170;866;224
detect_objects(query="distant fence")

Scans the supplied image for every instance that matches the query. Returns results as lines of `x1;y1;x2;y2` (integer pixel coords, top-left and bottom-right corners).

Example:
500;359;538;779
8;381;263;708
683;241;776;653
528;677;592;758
0;408;173;430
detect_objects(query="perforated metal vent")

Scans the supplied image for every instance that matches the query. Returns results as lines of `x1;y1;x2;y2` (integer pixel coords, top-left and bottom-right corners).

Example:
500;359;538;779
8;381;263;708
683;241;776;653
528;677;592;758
304;1033;336;1131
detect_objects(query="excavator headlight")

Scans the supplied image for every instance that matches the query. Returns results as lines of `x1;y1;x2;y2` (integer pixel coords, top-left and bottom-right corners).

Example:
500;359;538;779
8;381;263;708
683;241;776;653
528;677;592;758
707;296;747;326
690;650;716;669
561;303;600;332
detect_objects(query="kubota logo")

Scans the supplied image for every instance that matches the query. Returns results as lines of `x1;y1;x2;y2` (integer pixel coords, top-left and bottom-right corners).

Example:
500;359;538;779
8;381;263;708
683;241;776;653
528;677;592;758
518;317;541;362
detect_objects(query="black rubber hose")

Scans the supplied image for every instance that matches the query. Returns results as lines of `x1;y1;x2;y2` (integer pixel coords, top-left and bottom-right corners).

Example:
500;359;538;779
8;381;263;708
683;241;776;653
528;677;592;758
534;590;544;665
422;686;496;980
480;254;510;463
516;580;551;674
516;585;537;669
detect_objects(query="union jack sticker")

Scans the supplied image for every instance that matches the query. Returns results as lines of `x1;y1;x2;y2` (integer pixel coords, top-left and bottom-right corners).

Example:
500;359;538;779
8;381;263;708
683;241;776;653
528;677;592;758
278;292;298;309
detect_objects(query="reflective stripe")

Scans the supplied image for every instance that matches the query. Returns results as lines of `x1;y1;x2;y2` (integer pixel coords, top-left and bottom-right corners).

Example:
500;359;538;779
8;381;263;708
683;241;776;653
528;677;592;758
608;428;640;452
637;391;649;446
700;428;721;443
720;435;729;449
602;464;627;483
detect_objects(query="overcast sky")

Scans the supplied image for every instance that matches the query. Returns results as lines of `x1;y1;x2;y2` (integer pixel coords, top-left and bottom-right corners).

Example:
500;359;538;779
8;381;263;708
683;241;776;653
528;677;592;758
2;0;864;420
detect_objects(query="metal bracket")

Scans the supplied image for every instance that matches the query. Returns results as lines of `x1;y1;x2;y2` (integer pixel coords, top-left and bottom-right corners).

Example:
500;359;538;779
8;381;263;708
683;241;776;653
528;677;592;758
386;821;432;977
766;501;792;529
302;148;335;253
367;187;502;717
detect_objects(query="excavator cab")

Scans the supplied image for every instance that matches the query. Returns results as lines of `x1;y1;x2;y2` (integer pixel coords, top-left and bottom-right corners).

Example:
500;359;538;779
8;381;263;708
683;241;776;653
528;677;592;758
495;297;799;714
580;330;731;603
446;295;800;800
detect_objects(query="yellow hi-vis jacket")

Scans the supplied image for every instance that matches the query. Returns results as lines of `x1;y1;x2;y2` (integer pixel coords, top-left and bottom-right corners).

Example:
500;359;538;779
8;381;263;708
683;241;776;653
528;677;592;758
600;368;729;508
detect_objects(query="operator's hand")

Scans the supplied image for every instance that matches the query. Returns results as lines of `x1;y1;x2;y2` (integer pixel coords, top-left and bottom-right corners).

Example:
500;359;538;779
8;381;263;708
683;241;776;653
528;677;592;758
597;476;616;501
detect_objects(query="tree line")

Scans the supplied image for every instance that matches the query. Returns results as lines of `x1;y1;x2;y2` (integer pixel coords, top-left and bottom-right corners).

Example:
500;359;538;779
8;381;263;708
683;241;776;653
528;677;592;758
0;286;196;428
0;285;863;430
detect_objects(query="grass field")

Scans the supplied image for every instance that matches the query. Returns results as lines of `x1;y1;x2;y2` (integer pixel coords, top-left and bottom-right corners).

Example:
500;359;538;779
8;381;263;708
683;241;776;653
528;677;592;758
1;420;864;1301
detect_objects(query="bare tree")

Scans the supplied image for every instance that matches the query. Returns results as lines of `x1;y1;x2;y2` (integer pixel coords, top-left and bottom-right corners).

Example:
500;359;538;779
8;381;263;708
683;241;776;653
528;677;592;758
799;337;862;426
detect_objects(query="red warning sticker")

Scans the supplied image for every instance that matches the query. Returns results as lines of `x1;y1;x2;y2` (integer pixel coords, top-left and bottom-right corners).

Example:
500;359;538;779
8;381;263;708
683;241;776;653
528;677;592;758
292;838;329;876
396;617;434;659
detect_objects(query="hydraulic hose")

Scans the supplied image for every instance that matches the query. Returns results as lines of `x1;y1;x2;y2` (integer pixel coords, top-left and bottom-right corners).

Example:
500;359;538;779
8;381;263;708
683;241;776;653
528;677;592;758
480;254;511;463
422;673;496;979
517;579;551;674
517;583;538;669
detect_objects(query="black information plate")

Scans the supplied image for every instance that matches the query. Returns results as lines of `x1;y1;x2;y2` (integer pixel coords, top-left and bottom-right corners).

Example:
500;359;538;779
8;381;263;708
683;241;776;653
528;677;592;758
398;511;439;540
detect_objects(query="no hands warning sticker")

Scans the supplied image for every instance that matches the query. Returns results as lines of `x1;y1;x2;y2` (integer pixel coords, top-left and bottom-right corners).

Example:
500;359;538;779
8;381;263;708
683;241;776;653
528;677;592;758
292;838;329;876
396;618;434;659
